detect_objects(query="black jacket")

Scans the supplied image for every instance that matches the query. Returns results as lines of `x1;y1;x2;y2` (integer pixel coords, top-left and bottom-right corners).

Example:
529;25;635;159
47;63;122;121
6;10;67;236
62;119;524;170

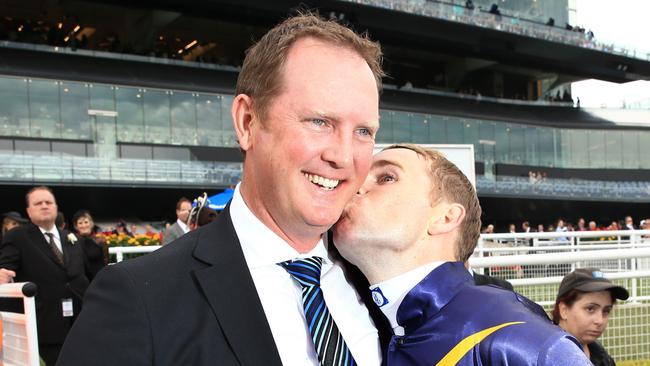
0;223;89;345
57;206;390;365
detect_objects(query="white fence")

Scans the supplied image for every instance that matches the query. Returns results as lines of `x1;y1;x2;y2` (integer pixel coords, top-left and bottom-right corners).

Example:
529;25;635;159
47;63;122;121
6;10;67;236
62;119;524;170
469;229;650;362
0;282;39;366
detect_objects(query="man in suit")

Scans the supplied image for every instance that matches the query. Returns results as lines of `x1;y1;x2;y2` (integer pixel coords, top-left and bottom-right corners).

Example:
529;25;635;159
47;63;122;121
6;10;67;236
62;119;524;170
58;13;389;366
162;197;191;245
0;186;89;366
333;144;591;365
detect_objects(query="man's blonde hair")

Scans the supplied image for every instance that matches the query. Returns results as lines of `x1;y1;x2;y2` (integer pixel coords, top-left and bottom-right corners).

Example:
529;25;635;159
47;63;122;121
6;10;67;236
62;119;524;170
382;144;482;262
235;11;384;120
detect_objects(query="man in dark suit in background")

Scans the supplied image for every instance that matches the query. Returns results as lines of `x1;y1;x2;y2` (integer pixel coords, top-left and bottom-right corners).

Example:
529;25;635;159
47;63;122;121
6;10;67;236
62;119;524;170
58;12;389;366
0;186;89;366
162;197;191;245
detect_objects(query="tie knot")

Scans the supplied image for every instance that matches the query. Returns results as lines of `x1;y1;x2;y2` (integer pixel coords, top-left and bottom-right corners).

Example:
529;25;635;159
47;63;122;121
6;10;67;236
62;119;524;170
278;256;324;287
45;232;54;238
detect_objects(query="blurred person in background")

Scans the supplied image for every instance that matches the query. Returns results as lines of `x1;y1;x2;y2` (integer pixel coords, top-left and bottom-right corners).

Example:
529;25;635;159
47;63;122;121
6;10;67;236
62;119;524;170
112;219;132;237
577;218;587;231
55;212;66;231
72;210;108;280
553;268;628;366
622;216;636;230
162;197;191;245
1;211;28;241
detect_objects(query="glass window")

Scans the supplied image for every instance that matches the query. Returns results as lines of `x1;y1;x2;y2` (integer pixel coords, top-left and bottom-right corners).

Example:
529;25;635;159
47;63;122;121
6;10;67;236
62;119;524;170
587;129;605;168
115;86;144;143
411;113;429;144
605;130;622;169
28;79;61;139
0;138;13;151
15;139;50;153
0;77;30;137
392;112;411;142
60;81;91;140
171;91;197;145
445;117;463;144
523;126;538;166
621;130;639;169
196;93;221;147
143;89;171;144
120;145;152;159
153;146;191;161
52;141;86;157
220;95;237;147
569;129;588;168
462;119;480;162
509;124;525;164
427;114;446;143
478;121;495;166
537;127;555;167
89;84;115;111
494;123;509;164
639;131;650;169
376;110;393;143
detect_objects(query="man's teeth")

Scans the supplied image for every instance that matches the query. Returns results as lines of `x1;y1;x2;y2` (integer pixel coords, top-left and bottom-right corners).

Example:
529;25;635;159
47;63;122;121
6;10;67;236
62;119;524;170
304;173;339;190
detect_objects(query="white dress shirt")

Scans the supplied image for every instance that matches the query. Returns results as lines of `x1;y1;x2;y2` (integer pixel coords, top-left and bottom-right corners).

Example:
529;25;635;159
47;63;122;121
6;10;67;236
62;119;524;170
176;219;189;234
230;185;381;366
39;225;63;252
370;262;443;336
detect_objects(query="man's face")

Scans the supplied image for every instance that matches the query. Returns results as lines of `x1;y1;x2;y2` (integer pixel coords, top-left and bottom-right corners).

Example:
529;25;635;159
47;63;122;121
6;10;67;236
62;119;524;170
240;37;379;244
26;189;57;228
177;201;192;223
334;148;436;262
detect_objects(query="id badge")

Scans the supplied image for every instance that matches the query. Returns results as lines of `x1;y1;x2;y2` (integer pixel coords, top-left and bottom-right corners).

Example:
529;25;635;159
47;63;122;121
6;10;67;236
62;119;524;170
62;298;73;317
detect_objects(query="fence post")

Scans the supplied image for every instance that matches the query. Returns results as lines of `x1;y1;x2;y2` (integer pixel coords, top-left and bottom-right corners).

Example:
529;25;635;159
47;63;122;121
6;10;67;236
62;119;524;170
631;233;638;300
116;249;123;263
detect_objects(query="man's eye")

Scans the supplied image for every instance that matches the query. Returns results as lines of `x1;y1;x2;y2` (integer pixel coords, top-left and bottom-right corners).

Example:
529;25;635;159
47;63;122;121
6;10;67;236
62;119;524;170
378;174;396;183
311;118;327;127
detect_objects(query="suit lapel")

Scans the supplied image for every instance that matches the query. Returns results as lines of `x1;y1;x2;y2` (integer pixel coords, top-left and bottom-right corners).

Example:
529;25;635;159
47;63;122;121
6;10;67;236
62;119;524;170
192;208;282;366
28;224;65;269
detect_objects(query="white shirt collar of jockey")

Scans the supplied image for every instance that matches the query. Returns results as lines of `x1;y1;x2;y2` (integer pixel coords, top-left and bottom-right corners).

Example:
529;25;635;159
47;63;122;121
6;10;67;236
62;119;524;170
230;183;331;270
370;261;444;336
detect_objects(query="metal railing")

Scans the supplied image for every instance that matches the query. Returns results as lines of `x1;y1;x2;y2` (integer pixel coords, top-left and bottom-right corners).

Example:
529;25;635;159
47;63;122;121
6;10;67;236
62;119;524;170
469;229;650;362
0;152;242;188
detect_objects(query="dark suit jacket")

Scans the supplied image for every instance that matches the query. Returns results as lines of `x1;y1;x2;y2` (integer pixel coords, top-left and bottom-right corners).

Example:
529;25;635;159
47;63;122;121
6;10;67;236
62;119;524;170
0;223;89;345
57;206;390;366
473;271;514;291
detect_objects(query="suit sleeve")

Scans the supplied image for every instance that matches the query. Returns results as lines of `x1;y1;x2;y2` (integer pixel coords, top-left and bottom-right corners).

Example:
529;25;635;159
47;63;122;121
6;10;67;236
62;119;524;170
0;229;22;271
57;264;153;365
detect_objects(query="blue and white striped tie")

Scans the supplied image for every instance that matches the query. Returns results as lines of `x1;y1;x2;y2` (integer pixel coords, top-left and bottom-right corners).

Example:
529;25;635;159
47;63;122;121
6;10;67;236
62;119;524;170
279;256;357;366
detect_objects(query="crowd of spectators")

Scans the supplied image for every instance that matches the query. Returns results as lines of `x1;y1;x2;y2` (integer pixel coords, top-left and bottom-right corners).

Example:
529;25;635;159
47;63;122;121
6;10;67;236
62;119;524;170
483;215;650;235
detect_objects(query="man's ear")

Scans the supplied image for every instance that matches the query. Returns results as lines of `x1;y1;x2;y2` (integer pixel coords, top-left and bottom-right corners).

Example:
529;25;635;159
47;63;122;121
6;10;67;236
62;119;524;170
232;94;256;152
427;203;466;236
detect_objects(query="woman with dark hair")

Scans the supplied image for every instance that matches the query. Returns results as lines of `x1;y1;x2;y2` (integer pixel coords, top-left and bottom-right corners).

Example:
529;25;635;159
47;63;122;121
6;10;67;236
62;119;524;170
552;268;629;366
72;210;108;280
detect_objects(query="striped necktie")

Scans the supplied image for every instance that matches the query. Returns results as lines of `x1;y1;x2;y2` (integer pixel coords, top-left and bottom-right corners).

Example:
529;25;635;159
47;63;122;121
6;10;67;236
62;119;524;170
279;256;356;366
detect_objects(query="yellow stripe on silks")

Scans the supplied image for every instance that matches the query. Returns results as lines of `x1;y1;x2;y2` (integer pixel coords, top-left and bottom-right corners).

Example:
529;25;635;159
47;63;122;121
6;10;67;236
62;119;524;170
435;321;525;366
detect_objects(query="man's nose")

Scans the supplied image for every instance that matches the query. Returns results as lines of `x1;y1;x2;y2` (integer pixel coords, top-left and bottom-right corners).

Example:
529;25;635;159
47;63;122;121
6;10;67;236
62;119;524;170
322;132;353;168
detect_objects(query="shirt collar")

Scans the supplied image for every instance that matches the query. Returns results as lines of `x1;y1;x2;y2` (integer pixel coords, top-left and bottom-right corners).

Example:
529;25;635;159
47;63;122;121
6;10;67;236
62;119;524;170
39;225;60;240
230;184;332;269
177;219;189;233
370;261;444;336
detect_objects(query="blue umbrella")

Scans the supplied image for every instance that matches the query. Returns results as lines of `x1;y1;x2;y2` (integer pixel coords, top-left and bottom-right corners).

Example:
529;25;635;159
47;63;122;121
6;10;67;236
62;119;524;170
207;188;235;211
